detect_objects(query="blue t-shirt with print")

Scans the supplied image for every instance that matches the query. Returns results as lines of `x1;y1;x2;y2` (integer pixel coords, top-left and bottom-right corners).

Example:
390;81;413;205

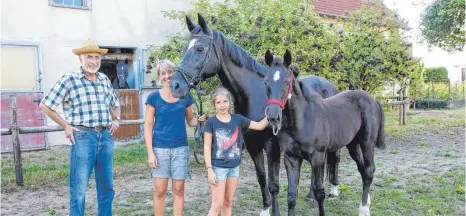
203;114;251;168
146;91;194;148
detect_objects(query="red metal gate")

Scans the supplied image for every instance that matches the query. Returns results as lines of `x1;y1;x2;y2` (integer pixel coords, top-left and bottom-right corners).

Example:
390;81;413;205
1;92;46;153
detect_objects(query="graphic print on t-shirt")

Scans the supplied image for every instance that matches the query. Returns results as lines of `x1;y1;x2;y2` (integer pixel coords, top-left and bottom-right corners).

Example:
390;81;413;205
215;126;241;160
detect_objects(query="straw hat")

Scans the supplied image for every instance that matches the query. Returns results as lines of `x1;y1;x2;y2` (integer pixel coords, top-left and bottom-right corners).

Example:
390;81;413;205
72;40;108;55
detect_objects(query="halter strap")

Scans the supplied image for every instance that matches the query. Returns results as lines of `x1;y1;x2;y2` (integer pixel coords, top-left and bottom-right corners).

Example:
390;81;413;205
267;70;294;109
176;30;215;89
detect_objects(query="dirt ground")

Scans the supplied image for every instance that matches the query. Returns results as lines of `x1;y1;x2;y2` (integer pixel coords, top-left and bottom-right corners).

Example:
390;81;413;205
1;111;465;216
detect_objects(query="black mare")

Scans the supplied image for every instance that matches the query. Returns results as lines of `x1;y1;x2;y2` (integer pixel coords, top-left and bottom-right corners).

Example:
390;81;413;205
263;50;386;216
168;14;338;215
112;58;130;89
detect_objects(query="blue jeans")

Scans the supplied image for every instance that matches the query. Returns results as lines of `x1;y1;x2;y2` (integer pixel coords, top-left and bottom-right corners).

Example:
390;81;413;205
70;127;115;216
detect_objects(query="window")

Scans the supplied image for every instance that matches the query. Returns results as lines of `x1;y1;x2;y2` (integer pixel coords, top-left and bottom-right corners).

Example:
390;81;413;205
462;68;465;82
1;44;41;90
142;49;162;88
51;0;88;9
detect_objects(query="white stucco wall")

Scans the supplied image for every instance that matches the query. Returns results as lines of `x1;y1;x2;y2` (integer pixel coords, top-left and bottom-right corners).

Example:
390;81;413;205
2;0;194;145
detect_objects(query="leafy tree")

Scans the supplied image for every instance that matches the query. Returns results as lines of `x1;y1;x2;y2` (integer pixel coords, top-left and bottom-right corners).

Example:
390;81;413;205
334;7;422;93
147;0;422;96
420;0;465;51
423;66;449;82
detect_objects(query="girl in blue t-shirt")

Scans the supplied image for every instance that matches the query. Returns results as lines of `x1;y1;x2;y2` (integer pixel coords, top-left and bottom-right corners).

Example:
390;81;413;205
203;87;268;216
144;59;205;216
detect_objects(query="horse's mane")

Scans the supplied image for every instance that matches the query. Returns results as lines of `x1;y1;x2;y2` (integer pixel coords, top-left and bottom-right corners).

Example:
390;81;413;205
211;29;268;77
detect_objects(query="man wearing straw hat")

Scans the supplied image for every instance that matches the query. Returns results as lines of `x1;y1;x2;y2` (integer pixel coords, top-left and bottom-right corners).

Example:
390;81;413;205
40;40;121;216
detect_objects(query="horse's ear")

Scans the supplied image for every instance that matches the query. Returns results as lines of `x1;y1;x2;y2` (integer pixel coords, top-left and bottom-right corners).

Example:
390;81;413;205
284;49;292;67
125;58;128;65
198;13;209;33
265;50;273;66
290;65;300;77
186;15;196;32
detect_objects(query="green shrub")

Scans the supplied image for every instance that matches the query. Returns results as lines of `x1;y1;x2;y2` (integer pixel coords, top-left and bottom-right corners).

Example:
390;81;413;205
412;99;448;109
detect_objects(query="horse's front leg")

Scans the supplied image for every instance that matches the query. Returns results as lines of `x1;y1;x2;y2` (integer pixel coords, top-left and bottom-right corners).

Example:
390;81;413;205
244;137;272;215
284;151;303;216
308;151;327;216
265;138;281;216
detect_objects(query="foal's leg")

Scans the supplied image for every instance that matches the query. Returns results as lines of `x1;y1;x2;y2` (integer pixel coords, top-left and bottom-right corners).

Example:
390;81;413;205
265;139;281;216
308;151;326;216
347;141;373;216
284;152;303;216
327;150;341;197
359;138;376;216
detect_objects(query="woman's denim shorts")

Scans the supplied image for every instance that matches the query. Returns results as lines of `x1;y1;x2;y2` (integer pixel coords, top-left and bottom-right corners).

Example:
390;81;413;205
151;146;189;180
212;166;239;182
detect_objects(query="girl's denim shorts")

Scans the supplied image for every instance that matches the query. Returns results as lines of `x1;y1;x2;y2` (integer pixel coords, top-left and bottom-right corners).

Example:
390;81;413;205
212;165;239;182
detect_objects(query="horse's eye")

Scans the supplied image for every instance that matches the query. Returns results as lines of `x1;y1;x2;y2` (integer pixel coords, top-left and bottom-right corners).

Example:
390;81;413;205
196;46;204;52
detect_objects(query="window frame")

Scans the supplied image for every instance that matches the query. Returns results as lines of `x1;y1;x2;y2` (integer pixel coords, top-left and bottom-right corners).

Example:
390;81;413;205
140;48;163;89
49;0;91;10
1;42;44;93
461;68;465;82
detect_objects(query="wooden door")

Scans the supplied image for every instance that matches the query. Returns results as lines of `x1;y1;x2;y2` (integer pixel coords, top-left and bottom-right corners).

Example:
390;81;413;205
114;89;141;140
1;92;46;153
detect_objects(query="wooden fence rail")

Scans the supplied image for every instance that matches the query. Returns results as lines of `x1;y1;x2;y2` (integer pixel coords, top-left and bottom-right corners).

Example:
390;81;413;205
1;95;145;186
1;120;145;136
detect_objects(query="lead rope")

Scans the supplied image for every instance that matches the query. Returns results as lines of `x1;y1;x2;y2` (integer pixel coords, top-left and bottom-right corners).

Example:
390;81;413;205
192;85;204;165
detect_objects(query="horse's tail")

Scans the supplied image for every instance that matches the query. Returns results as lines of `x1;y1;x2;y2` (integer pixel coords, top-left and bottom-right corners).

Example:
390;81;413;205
375;100;386;150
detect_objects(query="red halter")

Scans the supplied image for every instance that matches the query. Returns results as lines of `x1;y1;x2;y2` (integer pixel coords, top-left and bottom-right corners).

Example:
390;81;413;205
267;70;294;109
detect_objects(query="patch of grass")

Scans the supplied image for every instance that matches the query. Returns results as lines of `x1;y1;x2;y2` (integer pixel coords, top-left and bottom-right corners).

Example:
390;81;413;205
390;150;400;154
385;108;465;138
433;176;445;184
383;176;399;184
418;141;429;148
456;184;465;194
341;150;349;159
1;140;151;192
113;142;147;166
339;183;351;195
45;208;57;216
435;150;453;157
183;168;465;215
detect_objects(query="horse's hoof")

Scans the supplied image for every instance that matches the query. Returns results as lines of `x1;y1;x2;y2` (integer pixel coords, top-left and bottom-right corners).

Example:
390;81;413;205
358;203;370;216
329;184;339;197
260;207;271;216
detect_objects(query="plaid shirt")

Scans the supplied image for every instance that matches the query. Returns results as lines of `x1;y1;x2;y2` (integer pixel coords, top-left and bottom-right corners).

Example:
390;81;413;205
41;69;120;127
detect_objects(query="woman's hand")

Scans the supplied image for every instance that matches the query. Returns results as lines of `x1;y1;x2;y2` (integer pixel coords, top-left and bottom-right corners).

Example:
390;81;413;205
198;114;206;122
207;168;217;186
148;153;158;169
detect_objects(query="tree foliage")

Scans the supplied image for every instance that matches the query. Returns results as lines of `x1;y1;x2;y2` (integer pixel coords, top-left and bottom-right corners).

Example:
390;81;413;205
423;66;449;82
147;0;422;95
420;0;465;51
335;8;422;92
